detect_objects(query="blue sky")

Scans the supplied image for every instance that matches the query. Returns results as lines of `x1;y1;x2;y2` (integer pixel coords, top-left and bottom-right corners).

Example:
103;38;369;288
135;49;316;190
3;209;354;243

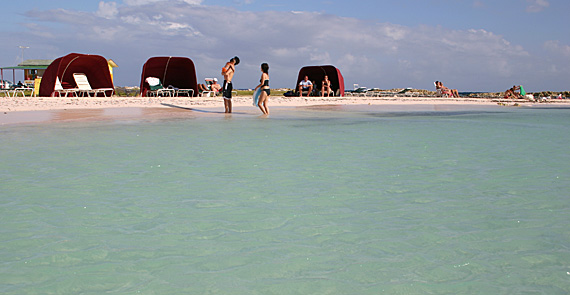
1;0;568;91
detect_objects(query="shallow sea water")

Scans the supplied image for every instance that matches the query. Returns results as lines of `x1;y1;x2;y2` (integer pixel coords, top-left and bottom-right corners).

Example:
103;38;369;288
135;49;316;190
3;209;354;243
1;105;569;294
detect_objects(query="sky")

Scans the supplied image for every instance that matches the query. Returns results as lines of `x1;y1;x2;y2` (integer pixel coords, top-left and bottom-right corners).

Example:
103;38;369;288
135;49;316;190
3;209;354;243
1;0;568;91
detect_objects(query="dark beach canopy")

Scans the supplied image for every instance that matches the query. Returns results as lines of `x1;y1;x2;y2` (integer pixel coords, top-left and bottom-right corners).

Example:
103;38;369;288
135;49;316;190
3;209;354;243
295;65;345;96
39;53;114;97
140;56;198;97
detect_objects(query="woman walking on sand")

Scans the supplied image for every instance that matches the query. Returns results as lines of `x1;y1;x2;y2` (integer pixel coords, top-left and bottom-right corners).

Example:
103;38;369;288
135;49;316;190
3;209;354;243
254;63;270;115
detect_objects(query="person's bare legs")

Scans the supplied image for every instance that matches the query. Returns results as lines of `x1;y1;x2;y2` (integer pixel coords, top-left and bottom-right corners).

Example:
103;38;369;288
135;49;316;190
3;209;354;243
258;91;269;115
224;99;232;113
322;86;331;97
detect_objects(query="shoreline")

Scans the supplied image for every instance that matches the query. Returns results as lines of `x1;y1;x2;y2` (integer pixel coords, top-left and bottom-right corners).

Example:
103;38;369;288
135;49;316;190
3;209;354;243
2;95;569;125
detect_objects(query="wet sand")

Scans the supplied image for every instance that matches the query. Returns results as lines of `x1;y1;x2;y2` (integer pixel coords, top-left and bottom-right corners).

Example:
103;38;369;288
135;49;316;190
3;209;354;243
1;95;568;125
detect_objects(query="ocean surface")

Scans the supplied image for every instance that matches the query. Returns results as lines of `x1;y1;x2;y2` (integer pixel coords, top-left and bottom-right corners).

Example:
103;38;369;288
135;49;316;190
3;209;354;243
1;105;569;294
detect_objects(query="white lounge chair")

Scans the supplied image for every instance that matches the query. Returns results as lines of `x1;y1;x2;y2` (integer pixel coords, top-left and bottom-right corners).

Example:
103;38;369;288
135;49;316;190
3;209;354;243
434;82;449;98
73;73;114;97
145;77;174;97
199;78;217;97
10;87;31;97
176;88;194;97
52;77;78;97
347;84;368;97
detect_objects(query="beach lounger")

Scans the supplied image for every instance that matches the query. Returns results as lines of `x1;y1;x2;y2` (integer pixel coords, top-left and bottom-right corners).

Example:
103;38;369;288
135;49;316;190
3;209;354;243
52;77;78;97
434;82;448;97
145;77;175;97
10;87;30;97
73;73;114;97
395;88;414;97
347;87;368;97
199;91;215;97
176;89;195;97
345;84;367;97
199;78;217;97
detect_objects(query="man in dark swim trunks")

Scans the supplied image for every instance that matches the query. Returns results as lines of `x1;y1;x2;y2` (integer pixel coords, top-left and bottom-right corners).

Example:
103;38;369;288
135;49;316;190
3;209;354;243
221;56;240;113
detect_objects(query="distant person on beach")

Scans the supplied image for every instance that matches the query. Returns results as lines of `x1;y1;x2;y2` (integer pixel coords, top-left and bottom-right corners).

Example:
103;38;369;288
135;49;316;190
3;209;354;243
221;56;240;113
254;63;270;115
436;81;459;98
198;80;221;96
504;86;520;99
298;76;313;97
211;78;221;93
435;81;451;97
321;75;332;97
441;81;459;98
515;85;526;97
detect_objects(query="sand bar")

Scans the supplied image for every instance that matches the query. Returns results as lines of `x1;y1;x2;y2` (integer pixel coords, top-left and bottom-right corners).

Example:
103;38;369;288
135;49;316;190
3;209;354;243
1;95;569;125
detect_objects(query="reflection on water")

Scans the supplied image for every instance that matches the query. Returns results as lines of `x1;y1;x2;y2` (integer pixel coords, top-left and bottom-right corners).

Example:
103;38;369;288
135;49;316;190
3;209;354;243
1;107;198;125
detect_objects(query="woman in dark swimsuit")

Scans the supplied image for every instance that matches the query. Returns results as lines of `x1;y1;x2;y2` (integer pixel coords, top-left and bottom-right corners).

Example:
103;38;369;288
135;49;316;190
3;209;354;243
321;75;332;97
254;63;270;115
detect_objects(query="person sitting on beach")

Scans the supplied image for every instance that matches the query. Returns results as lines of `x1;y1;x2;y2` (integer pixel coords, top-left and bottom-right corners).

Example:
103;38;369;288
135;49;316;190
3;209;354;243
435;81;452;97
321;75;332;97
504;86;520;99
441;81;459;98
298;76;313;97
198;79;222;96
210;78;222;93
436;81;459;98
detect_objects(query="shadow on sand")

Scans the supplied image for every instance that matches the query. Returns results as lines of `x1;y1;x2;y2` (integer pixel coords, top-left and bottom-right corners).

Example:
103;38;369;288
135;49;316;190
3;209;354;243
160;103;226;114
161;103;259;116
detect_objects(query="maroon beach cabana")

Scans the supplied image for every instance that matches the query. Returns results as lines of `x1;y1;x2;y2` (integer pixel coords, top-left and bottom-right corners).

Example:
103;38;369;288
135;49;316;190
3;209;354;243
140;56;198;97
39;53;114;97
295;65;345;97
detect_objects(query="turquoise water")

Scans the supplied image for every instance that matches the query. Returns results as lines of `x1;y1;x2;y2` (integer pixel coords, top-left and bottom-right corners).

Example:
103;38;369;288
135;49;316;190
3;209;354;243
1;105;569;294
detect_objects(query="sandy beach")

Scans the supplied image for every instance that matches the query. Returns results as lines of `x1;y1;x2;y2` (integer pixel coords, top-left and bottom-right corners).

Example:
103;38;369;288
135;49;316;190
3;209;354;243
2;95;569;125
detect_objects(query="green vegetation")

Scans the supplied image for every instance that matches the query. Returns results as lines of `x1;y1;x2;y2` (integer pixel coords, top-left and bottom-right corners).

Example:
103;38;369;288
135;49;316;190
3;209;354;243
1;87;568;99
114;87;140;97
0;89;34;97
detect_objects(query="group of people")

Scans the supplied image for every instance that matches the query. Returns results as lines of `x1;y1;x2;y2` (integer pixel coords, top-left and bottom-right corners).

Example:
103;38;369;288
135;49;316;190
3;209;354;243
297;75;334;97
435;81;459;98
206;56;335;115
504;85;526;99
215;56;269;115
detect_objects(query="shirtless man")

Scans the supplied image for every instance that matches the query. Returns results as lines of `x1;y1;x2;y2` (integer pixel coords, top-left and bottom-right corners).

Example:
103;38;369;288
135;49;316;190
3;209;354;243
221;56;240;113
210;78;222;93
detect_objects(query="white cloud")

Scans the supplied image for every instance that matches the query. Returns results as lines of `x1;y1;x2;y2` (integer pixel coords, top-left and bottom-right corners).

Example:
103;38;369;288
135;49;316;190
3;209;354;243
19;2;564;91
526;0;549;13
96;1;118;19
544;40;570;57
124;0;202;5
